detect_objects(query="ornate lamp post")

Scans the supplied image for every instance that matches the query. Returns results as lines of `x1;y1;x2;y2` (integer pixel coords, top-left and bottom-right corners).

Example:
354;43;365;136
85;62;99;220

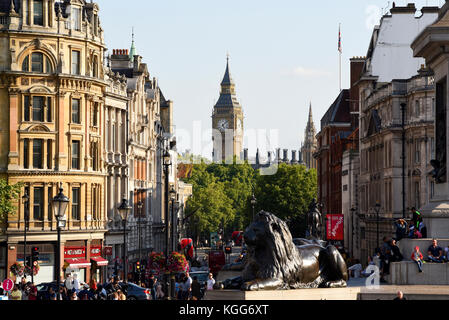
137;200;143;283
169;186;177;252
118;198;132;282
22;190;30;281
162;147;172;299
250;194;257;221
375;201;381;250
52;185;69;300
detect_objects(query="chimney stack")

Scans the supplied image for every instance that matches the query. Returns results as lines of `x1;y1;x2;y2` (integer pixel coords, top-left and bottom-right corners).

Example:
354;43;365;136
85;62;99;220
244;149;248;162
291;150;298;164
283;149;288;163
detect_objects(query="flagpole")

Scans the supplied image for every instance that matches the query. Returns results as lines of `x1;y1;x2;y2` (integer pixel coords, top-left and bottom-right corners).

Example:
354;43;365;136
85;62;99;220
339;23;342;92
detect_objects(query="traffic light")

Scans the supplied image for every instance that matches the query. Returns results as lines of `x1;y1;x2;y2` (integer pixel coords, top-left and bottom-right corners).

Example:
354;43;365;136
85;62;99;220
31;246;39;265
225;246;232;255
136;261;140;272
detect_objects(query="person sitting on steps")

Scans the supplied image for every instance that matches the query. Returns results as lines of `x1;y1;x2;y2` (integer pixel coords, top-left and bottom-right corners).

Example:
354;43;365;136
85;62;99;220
427;239;444;263
411;246;424;273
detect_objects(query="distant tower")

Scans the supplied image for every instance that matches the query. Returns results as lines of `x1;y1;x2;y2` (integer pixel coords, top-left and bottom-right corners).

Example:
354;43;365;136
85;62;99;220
301;102;317;169
129;27;136;62
212;55;244;161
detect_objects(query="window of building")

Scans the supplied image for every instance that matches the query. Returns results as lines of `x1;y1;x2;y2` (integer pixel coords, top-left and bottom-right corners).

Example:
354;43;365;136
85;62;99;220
33;187;44;220
47;186;53;221
92;56;98;78
415;182;420;209
430;181;435;200
92;142;98;171
92;186;97;220
72;99;81;124
47;139;52;169
72;187;80;220
24;96;30;121
431;137;435;160
72;50;80;75
47;97;52;122
415;140;420;164
92;103;98;127
22;52;53;73
71;141;80;170
32;96;45;122
415;100;420;117
33;139;43;169
24;139;29;169
33;0;44;26
72;7;81;31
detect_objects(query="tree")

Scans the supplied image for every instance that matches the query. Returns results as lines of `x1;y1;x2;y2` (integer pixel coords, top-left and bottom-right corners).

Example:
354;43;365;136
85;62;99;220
0;179;23;230
255;164;317;237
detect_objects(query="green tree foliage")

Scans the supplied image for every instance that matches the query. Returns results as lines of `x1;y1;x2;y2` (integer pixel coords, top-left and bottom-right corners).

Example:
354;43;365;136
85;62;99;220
255;164;317;237
0;179;23;228
182;160;317;240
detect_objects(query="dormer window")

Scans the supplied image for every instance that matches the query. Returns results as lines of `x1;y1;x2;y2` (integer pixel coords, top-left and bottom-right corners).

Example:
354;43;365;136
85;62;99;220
33;0;44;26
72;7;81;31
22;52;53;74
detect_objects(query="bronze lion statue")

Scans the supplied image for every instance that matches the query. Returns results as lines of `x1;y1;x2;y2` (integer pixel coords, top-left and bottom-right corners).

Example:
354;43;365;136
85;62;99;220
241;211;348;291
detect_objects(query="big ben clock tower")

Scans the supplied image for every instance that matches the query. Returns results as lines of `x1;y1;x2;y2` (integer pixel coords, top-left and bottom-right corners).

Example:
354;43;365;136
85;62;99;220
212;56;244;162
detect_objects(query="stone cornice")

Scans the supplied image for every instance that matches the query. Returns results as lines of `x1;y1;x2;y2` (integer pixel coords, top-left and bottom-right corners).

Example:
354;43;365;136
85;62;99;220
6;170;108;177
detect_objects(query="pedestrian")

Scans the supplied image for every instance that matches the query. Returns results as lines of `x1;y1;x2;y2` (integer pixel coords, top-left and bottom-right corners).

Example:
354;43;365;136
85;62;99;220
183;272;192;300
390;239;403;262
156;282;164;300
118;289;126;300
394;219;408;241
72;273;81;293
151;277;158;300
27;282;37;301
191;276;202;300
411;246;424;273
10;283;22;300
207;273;215;291
394;291;407;300
427;239;444;263
70;289;79;300
65;273;73;292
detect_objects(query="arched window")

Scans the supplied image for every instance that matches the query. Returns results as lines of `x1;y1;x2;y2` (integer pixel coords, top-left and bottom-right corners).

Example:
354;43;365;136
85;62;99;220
21;52;54;73
92;55;98;78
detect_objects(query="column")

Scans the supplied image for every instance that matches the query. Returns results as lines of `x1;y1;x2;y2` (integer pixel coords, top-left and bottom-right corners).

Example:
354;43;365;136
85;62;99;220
43;183;48;224
43;0;48;27
29;0;33;26
43;139;48;170
29;185;34;226
57;92;67;171
8;91;20;170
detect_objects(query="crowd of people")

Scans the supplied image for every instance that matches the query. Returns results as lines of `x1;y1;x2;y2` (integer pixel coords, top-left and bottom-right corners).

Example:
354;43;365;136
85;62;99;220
348;208;449;281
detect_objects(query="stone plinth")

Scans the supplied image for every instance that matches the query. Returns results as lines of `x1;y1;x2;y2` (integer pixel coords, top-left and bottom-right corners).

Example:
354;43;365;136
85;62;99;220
204;288;362;301
389;261;449;285
398;239;449;259
419;200;449;239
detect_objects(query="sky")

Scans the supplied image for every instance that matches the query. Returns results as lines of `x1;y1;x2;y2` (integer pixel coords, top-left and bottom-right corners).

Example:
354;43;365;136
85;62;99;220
96;0;444;160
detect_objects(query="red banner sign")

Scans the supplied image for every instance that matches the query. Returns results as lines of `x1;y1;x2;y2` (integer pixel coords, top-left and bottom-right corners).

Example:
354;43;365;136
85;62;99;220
326;214;344;241
104;246;113;256
91;246;102;257
64;247;86;259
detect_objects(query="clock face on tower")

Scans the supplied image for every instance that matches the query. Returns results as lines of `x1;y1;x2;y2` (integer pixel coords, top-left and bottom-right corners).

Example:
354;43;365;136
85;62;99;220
217;119;229;132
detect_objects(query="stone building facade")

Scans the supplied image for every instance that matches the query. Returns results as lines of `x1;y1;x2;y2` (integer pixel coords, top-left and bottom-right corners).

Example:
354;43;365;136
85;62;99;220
356;4;438;262
0;0;109;284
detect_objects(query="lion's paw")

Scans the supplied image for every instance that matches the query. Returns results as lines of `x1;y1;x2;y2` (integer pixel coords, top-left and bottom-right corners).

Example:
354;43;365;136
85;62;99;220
242;281;260;291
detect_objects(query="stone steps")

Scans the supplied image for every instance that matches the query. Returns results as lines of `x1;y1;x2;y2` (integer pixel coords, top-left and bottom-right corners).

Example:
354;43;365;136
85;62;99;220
388;261;449;285
397;238;449;261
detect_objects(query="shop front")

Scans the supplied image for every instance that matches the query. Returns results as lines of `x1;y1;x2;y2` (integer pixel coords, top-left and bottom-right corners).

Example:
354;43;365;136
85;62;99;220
63;246;91;284
90;245;108;284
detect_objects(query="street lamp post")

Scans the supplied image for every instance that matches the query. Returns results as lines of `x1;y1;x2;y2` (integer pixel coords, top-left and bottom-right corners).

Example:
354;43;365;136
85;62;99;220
137;200;143;284
350;207;356;259
162;147;172;299
375;202;381;250
169;186;177;252
118;198;132;283
250;194;257;221
22;190;29;282
52;185;69;301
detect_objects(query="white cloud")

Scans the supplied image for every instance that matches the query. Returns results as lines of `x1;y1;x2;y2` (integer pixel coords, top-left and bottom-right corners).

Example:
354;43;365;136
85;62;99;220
285;66;333;77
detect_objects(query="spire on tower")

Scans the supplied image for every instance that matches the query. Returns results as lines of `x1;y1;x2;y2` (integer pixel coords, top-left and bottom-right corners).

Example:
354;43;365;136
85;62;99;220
129;27;136;63
221;53;234;86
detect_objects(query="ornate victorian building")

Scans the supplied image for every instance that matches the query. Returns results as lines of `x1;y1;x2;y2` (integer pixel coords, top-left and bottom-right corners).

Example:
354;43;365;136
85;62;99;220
0;0;109;284
212;57;244;162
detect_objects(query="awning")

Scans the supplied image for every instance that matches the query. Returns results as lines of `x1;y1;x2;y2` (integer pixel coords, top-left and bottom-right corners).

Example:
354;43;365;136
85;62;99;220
64;258;91;269
91;257;108;267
